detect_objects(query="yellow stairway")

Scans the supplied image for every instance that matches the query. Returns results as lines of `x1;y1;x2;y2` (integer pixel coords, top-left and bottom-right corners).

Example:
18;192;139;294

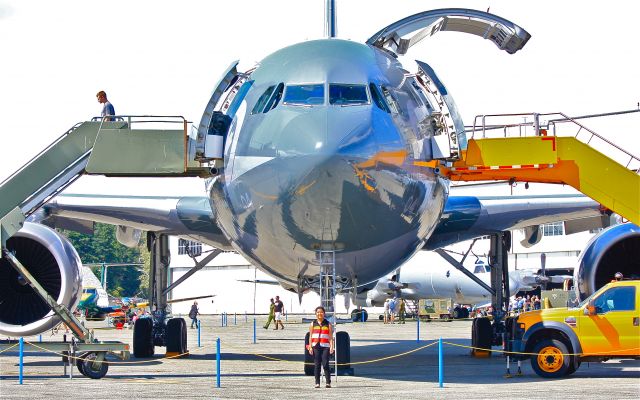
440;136;640;225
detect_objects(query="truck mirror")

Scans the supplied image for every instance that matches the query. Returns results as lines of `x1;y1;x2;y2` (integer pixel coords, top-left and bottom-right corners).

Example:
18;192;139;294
585;302;596;316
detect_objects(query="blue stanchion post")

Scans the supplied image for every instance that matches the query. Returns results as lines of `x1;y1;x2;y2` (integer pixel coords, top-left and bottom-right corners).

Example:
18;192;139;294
198;320;201;347
361;309;364;323
216;337;221;388
221;313;224;327
234;313;237;325
19;337;24;384
245;312;247;323
417;316;420;343
38;334;42;342
438;337;444;388
253;318;256;344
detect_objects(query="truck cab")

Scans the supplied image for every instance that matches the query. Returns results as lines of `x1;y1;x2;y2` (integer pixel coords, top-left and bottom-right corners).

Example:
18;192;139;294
506;280;640;378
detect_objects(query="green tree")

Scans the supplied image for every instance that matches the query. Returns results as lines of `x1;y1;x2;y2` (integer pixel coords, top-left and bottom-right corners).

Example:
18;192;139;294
63;224;148;297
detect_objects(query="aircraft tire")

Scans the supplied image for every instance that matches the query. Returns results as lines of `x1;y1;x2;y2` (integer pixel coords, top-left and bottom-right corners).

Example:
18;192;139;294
472;317;492;353
76;352;89;376
531;339;571;378
350;309;368;322
133;318;154;358
452;308;461;319
303;332;314;376
335;331;351;373
79;352;109;379
166;318;187;354
461;308;470;318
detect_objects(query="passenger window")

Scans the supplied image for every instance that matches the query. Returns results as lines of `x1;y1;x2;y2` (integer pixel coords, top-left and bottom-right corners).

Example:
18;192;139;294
263;83;284;113
593;286;636;313
369;83;390;113
329;84;368;105
251;85;276;115
283;84;324;105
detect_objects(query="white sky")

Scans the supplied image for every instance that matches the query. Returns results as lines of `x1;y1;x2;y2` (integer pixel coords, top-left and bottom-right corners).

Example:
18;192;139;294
0;0;638;196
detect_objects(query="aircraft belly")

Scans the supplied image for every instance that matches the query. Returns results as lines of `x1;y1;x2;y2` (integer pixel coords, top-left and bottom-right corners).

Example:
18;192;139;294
210;154;446;288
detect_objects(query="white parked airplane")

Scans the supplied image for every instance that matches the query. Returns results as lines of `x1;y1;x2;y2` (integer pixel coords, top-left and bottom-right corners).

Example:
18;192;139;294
1;2;637;362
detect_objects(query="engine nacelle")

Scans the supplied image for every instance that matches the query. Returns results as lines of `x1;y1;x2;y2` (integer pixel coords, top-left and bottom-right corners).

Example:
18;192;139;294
574;223;640;301
0;222;82;336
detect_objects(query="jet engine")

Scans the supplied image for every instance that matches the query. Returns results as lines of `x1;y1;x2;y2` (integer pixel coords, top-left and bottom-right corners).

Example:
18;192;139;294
574;223;640;301
0;222;82;336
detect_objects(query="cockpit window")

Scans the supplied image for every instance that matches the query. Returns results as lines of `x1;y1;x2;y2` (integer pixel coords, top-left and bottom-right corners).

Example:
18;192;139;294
369;83;390;113
263;83;284;112
329;84;368;105
251;85;276;115
251;85;276;114
283;84;324;105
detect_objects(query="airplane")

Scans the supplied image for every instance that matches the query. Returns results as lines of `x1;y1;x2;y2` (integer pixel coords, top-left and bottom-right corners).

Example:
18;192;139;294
353;250;570;315
1;3;638;363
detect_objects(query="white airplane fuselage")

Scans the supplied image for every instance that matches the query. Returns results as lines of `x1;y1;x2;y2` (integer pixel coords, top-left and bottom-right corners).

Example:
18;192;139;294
210;39;450;290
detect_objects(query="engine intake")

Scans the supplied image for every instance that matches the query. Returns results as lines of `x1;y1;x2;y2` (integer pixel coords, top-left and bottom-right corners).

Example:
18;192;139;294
575;223;640;301
0;222;82;336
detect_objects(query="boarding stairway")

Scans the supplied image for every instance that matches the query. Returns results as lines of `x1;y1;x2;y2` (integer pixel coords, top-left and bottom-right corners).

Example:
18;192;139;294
437;111;640;225
0;116;213;252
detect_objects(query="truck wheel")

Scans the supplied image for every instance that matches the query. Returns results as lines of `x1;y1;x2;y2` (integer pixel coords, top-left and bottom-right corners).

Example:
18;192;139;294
133;318;155;358
567;358;581;375
531;339;571;378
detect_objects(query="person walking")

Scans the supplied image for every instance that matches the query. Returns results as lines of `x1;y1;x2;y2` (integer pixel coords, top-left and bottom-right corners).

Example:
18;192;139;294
307;306;334;388
189;301;199;329
264;298;275;329
398;298;406;324
96;90;116;121
274;295;285;330
383;299;390;324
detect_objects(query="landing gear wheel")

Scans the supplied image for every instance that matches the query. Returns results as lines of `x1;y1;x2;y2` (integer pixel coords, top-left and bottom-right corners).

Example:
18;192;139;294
303;332;314;376
471;317;492;355
133;317;155;358
166;318;188;354
350;309;368;322
79;352;108;379
531;339;571;378
452;307;461;319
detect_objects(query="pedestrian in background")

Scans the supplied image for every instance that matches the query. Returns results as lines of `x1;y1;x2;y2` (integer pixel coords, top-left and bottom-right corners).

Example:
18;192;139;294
274;295;285;330
189;301;199;329
264;298;275;329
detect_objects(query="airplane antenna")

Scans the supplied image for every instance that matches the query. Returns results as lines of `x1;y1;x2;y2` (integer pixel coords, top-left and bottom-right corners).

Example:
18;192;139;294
325;0;337;38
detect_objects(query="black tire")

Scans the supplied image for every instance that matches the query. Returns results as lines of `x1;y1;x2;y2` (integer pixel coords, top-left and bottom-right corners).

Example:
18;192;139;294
350;309;368;322
133;317;154;358
452;308;461;319
304;332;314;376
530;339;571;378
166;318;188;354
472;317;492;353
461;308;470;319
80;352;109;379
76;352;89;376
567;358;581;375
335;331;351;372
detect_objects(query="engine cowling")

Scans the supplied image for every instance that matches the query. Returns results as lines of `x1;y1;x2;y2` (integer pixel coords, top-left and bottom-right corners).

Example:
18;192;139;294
574;222;640;301
0;222;82;336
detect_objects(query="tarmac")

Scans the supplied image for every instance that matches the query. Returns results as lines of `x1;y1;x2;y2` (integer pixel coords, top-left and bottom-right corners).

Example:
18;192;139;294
1;315;638;399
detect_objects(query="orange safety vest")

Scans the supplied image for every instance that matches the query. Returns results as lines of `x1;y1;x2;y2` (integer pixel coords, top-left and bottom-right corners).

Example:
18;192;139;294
310;319;331;348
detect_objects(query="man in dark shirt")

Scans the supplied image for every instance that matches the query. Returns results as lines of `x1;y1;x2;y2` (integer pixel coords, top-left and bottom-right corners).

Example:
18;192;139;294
273;295;285;330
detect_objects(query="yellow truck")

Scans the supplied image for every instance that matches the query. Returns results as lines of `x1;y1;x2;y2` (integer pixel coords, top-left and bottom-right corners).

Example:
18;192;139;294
418;298;453;320
506;280;640;378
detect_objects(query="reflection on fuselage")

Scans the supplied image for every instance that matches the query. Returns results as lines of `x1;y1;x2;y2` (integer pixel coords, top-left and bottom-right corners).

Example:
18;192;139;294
210;39;449;290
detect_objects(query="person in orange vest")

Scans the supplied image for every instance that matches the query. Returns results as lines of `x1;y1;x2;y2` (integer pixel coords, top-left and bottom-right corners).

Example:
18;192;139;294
307;306;335;388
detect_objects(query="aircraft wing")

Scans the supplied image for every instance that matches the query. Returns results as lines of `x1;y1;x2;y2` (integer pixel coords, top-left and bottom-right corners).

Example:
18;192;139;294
424;194;603;250
32;194;232;250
